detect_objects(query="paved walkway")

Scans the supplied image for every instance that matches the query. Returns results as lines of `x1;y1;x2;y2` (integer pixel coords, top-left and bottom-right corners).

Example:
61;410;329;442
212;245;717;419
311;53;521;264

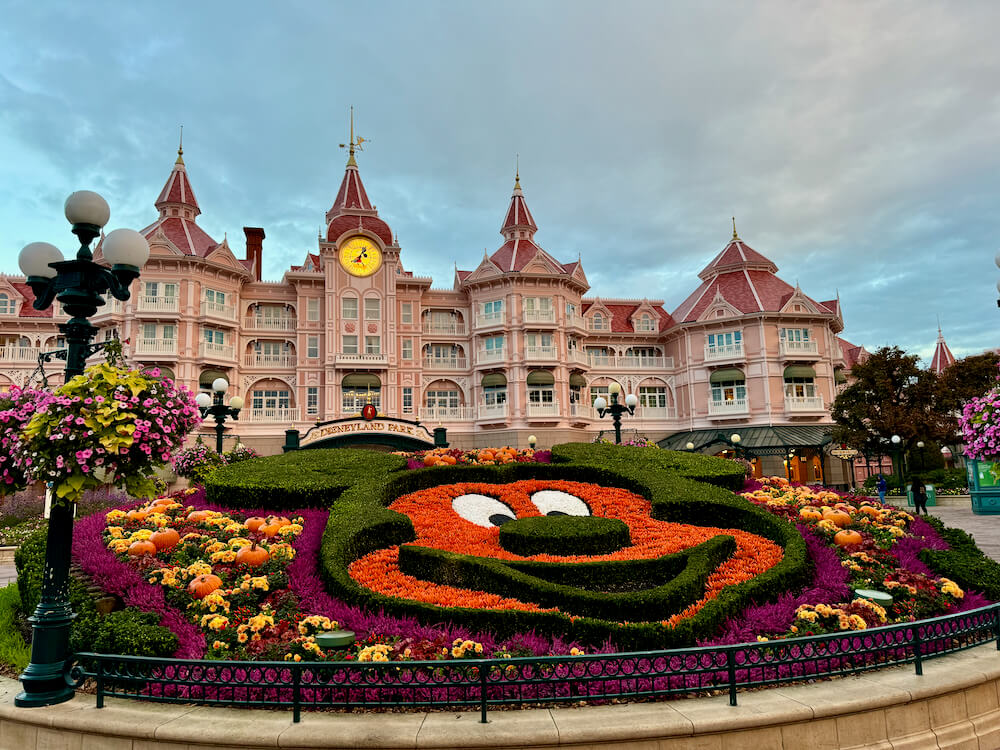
885;494;1000;562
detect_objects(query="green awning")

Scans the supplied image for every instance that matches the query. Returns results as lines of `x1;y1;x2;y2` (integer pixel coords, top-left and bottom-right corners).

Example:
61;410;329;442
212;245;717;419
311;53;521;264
569;373;587;387
482;373;507;387
199;369;228;387
342;373;381;388
834;368;847;384
784;365;817;379
658;425;833;456
709;368;744;384
526;370;555;386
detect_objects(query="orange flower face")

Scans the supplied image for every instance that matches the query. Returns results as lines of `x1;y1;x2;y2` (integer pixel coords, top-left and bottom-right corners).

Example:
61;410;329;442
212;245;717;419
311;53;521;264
349;480;783;624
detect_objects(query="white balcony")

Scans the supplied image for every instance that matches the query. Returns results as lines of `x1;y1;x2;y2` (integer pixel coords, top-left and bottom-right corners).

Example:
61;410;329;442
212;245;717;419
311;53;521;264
137;296;179;314
0;346;40;363
477;403;508;421
243;317;296;331
420;406;475;421
335;352;388;367
780;340;820;358
476;348;505;365
567;314;587;330
587;352;614;367
244;407;298;423
243;353;295;368
200;342;235;360
423;357;468;370
784;395;825;412
568;349;590;366
707;398;750;417
201;300;237;322
569;403;592;419
635;406;677;420
618;355;669;369
527;400;560;418
704;343;745;362
523;309;556;324
524;345;557;361
94;298;125;316
133;338;177;356
422;320;467;335
475;311;505;328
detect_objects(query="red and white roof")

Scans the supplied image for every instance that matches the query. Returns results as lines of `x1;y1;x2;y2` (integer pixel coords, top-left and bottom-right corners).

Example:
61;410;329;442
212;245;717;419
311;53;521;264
324;158;393;246
581;302;674;333
7;281;52;318
838;337;867;369
138;149;220;257
930;327;956;374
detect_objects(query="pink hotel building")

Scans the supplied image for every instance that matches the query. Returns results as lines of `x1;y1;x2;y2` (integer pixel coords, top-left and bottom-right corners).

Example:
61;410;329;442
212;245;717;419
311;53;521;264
0;143;866;485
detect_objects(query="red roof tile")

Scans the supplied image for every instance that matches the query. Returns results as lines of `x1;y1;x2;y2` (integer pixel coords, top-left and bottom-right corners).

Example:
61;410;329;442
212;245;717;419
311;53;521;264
581;302;674;333
838;338;867;369
10;282;53;317
698;239;777;280
139;216;218;257
330;166;372;212
501;187;537;235
155;159;200;214
326;214;392;246
930;329;956;374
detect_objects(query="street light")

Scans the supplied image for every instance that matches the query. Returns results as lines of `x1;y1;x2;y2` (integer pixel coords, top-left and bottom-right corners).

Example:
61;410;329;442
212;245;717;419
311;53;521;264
941;445;953;468
916;440;925;472
15;190;148;708
196;378;243;454
891;434;903;492
594;382;637;444
685;441;695;451
528;434;537;449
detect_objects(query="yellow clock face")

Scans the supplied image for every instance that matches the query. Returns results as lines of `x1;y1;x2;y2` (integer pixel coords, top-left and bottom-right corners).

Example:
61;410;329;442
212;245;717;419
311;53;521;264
339;236;382;277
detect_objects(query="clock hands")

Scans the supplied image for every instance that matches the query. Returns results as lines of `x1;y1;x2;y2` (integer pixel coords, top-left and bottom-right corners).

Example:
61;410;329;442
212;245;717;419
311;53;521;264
353;247;369;264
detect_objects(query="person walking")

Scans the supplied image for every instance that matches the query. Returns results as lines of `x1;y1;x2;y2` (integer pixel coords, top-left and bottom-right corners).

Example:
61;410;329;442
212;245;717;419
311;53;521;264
911;477;928;515
876;474;888;504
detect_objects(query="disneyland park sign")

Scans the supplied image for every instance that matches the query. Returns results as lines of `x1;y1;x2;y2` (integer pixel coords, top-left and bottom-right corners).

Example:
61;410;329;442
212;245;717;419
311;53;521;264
298;415;436;447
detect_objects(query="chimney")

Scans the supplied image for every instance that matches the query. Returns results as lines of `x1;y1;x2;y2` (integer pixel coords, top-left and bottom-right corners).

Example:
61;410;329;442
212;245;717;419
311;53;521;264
243;227;265;281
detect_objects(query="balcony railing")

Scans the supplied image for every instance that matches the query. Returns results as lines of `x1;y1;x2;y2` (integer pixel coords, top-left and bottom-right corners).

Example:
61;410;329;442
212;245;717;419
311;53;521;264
200;342;234;360
527;401;560;418
423;357;468;370
137;296;179;314
133;338;177;356
422;320;467;335
475;311;505;327
243;353;295;368
569;403;592;419
635;406;677;420
785;395;825;412
0;346;40;362
476;349;505;365
244;407;298;423
704;343;745;362
477;404;508;421
420;406;475;421
780;340;820;358
567;314;588;330
94;298;125;316
243;317;297;331
586;354;674;369
524;345;557;360
334;353;388;367
568;350;590;366
523;309;556;324
707;398;749;417
201;300;237;321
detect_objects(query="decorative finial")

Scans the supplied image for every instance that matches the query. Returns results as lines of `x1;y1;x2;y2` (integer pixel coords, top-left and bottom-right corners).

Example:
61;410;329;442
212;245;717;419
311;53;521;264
338;106;366;167
732;216;739;240
515;154;521;190
176;125;184;164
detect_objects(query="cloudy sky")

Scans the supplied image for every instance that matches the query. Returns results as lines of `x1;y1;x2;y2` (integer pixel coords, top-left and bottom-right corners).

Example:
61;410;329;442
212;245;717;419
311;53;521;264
2;1;998;362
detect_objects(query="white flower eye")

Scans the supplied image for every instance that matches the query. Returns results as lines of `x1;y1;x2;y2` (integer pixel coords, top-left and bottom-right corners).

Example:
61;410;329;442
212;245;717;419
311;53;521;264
531;490;590;517
451;494;517;527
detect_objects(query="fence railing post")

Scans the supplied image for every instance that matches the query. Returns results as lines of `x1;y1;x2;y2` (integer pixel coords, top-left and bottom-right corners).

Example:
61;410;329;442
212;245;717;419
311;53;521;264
96;658;104;709
913;626;923;676
479;662;489;723
292;664;301;723
726;648;738;706
994;606;1000;651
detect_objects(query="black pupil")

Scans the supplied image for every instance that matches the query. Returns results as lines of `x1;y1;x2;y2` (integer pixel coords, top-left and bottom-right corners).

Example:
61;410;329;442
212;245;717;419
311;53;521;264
489;513;515;526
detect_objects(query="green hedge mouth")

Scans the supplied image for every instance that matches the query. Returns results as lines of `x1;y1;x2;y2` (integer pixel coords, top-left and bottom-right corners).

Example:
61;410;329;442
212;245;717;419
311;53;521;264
498;515;631;555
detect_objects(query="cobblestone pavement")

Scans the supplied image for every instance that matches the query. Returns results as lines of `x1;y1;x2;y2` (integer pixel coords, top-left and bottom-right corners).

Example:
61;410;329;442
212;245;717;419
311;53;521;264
886;494;1000;563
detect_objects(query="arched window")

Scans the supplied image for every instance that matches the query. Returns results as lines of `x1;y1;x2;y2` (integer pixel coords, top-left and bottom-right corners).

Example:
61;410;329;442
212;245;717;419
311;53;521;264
591;312;605;331
783;365;817;399
0;294;11;315
709;368;746;403
342;373;381;413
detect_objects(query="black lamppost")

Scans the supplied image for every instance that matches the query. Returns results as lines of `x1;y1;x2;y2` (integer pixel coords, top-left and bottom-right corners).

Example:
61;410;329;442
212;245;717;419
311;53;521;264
916;440;925;472
594;382;637;444
15;190;149;708
195;378;243;454
891;434;904;492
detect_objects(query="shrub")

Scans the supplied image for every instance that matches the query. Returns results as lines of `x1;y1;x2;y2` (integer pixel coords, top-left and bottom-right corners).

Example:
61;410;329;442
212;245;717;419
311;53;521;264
90;610;178;657
919;516;1000;600
498;515;631;556
0;584;30;671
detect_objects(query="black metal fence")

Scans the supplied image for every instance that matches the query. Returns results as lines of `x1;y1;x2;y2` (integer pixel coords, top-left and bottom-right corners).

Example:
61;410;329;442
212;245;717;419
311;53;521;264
73;603;1000;723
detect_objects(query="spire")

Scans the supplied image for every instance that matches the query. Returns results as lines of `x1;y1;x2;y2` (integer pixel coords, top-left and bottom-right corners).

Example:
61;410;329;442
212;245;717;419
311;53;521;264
176;125;184;164
339;106;366;168
514;154;521;190
501;168;537;240
732;216;739;240
329;107;373;216
930;324;956;375
155;138;200;218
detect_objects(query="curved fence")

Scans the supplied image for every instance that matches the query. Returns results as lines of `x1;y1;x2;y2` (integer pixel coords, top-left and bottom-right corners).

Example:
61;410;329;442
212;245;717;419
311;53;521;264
74;603;1000;723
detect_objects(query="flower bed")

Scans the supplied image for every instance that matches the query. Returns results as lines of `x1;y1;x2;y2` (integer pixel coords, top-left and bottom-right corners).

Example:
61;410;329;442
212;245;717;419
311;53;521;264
400;446;551;470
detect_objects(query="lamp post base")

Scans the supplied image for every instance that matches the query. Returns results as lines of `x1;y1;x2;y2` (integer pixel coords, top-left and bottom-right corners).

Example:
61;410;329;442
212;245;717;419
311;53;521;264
15;655;75;707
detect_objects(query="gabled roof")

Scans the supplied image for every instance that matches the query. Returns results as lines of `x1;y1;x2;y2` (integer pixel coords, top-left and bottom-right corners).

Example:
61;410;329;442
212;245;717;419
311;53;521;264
581;302;674;333
9;281;52;318
930;327;956;374
838;338;867;369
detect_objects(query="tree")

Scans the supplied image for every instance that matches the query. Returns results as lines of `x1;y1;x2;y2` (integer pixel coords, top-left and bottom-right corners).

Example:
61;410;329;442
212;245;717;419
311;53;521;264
937;352;1000;422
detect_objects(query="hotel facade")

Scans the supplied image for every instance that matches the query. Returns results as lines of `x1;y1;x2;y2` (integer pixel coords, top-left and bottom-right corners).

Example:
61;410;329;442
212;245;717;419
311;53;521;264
0;141;866;485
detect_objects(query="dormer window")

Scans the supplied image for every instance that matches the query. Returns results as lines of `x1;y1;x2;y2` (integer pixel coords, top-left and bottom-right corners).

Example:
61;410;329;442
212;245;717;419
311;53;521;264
634;314;656;332
590;312;608;331
0;293;13;315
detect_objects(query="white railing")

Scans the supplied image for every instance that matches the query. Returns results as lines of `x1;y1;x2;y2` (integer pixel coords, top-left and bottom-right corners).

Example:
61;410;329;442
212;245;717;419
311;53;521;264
569;403;592;419
477;404;508;420
704;343;745;361
635;406;677;420
785;395;825;412
137;296;179;313
94;299;125;315
244;407;298;423
423;357;468;370
567;314;588;329
524;345;557;360
587;352;614;367
527;401;560;418
523;309;556;324
133;338;177;356
422;320;467;335
243;317;296;331
475;311;505;327
0;346;41;362
707;398;749;416
568;349;590;366
617;355;668;369
243;353;295;368
335;353;388;366
201;300;237;321
477;349;505;364
780;340;819;357
200;342;234;360
420;406;475;421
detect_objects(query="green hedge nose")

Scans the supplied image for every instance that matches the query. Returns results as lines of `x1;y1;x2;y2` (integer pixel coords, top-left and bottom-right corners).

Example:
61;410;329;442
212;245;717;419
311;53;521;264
15;527;177;658
919;517;1000;600
307;443;808;649
498;515;631;556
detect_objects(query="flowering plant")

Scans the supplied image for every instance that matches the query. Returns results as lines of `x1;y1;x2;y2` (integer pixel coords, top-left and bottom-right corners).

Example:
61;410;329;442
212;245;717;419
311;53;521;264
0;386;47;495
172;437;226;483
961;385;1000;461
16;362;200;502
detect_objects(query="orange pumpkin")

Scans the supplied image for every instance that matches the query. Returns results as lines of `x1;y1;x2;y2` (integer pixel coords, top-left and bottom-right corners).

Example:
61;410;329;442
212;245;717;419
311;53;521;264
126;509;148;523
423;455;439;466
834;530;863;547
260;523;282;538
127;539;157;557
858;505;880;517
798;507;823;522
824;510;852;528
187;574;223;599
245;517;268;533
187;510;212;523
268;516;291;528
441;455;457;465
235;543;269;567
150;528;180;552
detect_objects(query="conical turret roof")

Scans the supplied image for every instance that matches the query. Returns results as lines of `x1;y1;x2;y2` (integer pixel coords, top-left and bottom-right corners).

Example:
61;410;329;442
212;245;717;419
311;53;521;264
930;327;956;374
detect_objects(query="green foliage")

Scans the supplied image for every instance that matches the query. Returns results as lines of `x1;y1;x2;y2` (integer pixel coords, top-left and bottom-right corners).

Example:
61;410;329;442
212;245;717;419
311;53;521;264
919;516;1000;600
90;610;178;657
498;515;631;556
0;584;30;671
937;352;1000;415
